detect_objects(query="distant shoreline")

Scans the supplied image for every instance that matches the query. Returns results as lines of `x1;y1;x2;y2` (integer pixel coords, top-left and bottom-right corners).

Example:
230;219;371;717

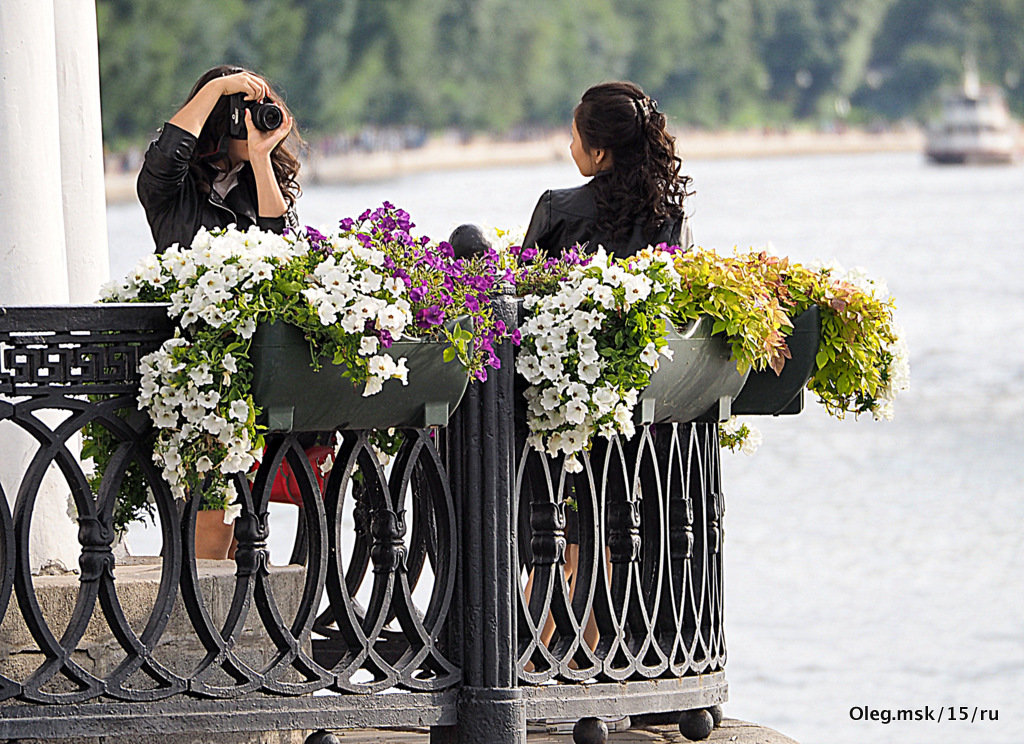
104;127;925;205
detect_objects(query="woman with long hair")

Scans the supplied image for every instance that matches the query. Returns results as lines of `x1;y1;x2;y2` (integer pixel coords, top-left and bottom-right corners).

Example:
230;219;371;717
523;81;693;256
137;64;303;252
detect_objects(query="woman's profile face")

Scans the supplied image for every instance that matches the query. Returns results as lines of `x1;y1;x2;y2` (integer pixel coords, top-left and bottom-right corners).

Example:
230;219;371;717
570;117;610;177
570;119;597;177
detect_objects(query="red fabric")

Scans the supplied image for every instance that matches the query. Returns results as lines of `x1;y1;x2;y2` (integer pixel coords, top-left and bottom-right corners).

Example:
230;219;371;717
253;445;335;505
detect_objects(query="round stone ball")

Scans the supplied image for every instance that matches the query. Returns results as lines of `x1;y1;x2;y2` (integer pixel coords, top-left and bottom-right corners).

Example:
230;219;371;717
573;716;609;744
678;708;715;740
709;704;724;726
304;730;341;744
448;223;493;258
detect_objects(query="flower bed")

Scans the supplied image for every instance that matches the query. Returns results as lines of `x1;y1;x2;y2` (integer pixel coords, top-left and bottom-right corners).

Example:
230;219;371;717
508;242;908;461
94;205;511;525
89;205;909;530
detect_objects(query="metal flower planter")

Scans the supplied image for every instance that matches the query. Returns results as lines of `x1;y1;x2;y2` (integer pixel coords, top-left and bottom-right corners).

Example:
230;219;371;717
250;321;469;432
731;305;821;416
635;316;750;424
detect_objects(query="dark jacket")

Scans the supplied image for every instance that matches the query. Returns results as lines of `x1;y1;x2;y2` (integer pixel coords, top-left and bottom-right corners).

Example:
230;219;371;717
522;177;692;258
137;122;291;253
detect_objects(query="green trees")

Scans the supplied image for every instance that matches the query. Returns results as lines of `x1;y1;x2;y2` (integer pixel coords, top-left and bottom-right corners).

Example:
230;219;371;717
96;0;1024;145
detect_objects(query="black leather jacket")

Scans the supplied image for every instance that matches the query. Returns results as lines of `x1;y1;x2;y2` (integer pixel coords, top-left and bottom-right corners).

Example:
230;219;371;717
136;122;292;253
522;177;692;257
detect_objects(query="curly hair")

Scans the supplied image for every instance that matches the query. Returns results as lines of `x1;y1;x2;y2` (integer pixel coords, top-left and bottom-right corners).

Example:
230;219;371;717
574;81;692;243
184;65;303;208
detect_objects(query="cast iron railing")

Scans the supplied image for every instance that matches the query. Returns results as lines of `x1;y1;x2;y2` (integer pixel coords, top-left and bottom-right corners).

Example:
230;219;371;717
0;299;726;744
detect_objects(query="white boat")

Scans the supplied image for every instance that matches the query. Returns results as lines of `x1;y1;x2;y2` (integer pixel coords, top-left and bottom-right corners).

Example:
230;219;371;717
925;59;1019;164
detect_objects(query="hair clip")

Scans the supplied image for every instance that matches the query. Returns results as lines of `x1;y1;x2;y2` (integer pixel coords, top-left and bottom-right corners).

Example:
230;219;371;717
632;97;647;123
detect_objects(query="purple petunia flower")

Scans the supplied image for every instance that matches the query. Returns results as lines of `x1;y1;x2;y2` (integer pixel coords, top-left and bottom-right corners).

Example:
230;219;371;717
339;218;355;232
420;253;443;271
520;246;538;261
467;276;493;292
416;305;445;327
409;284;429;303
394;209;413;230
465;294;480;313
510;328;522;346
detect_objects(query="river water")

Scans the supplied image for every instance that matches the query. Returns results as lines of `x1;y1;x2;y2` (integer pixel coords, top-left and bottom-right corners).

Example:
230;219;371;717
108;151;1024;744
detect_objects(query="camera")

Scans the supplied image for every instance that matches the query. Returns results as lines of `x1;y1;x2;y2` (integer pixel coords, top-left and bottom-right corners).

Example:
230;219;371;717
227;93;283;138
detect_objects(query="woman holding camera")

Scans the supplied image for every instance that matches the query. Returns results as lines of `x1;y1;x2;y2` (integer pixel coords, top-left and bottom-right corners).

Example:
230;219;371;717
137;65;301;252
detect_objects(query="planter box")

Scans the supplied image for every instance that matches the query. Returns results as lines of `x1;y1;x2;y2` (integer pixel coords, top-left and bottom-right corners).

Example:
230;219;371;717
250;321;469;432
731;305;821;416
636;316;749;424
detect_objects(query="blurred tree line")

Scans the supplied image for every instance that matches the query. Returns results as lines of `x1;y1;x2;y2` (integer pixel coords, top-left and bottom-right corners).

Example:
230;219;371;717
97;0;1024;147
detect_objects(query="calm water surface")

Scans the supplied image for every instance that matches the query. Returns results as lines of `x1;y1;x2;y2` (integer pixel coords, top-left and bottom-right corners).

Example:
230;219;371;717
109;151;1024;744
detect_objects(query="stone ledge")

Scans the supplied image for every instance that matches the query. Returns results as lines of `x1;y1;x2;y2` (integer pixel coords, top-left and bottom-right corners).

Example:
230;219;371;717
8;732;310;744
332;718;799;742
0;556;307;684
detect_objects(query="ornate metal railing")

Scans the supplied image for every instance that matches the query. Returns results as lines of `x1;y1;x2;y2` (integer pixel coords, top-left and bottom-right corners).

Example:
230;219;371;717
0;299;726;744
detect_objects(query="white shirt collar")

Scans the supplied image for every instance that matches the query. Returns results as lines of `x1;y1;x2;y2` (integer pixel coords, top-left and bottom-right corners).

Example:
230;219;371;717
212;161;245;200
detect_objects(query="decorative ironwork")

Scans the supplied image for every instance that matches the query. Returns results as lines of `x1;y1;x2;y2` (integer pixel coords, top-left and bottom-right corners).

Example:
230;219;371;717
515;423;727;686
0;300;729;744
0;305;175;396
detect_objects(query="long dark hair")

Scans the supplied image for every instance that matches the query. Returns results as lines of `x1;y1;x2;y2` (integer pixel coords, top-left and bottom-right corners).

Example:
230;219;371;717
184;65;303;208
574;81;692;243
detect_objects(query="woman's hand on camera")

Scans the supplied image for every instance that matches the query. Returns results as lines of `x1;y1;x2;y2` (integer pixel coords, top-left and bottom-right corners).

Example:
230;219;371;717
247;109;293;219
169;71;270;137
211;72;269;102
246;108;293;160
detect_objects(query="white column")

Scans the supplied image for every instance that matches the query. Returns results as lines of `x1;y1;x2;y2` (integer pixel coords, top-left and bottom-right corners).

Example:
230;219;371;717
0;0;80;573
54;0;109;303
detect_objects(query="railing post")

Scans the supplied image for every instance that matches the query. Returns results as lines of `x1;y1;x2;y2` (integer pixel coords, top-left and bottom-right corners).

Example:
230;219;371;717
435;292;523;743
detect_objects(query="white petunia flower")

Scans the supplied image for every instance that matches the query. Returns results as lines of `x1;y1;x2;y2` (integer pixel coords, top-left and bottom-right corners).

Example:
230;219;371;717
540;387;562;411
563;454;583;473
201;413;230;437
577;361;601;384
363;375;384;396
359;336;379;356
393;357;410;384
229;399;250;422
223;500;243;524
516;354;543;383
565;398;588;425
592;285;615;309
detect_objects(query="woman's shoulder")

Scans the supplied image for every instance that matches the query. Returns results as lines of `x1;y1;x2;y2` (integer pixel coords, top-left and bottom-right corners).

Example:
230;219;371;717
545;182;597;217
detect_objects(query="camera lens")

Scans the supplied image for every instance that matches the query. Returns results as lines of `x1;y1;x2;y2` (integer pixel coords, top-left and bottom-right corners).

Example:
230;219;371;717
250;100;283;131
